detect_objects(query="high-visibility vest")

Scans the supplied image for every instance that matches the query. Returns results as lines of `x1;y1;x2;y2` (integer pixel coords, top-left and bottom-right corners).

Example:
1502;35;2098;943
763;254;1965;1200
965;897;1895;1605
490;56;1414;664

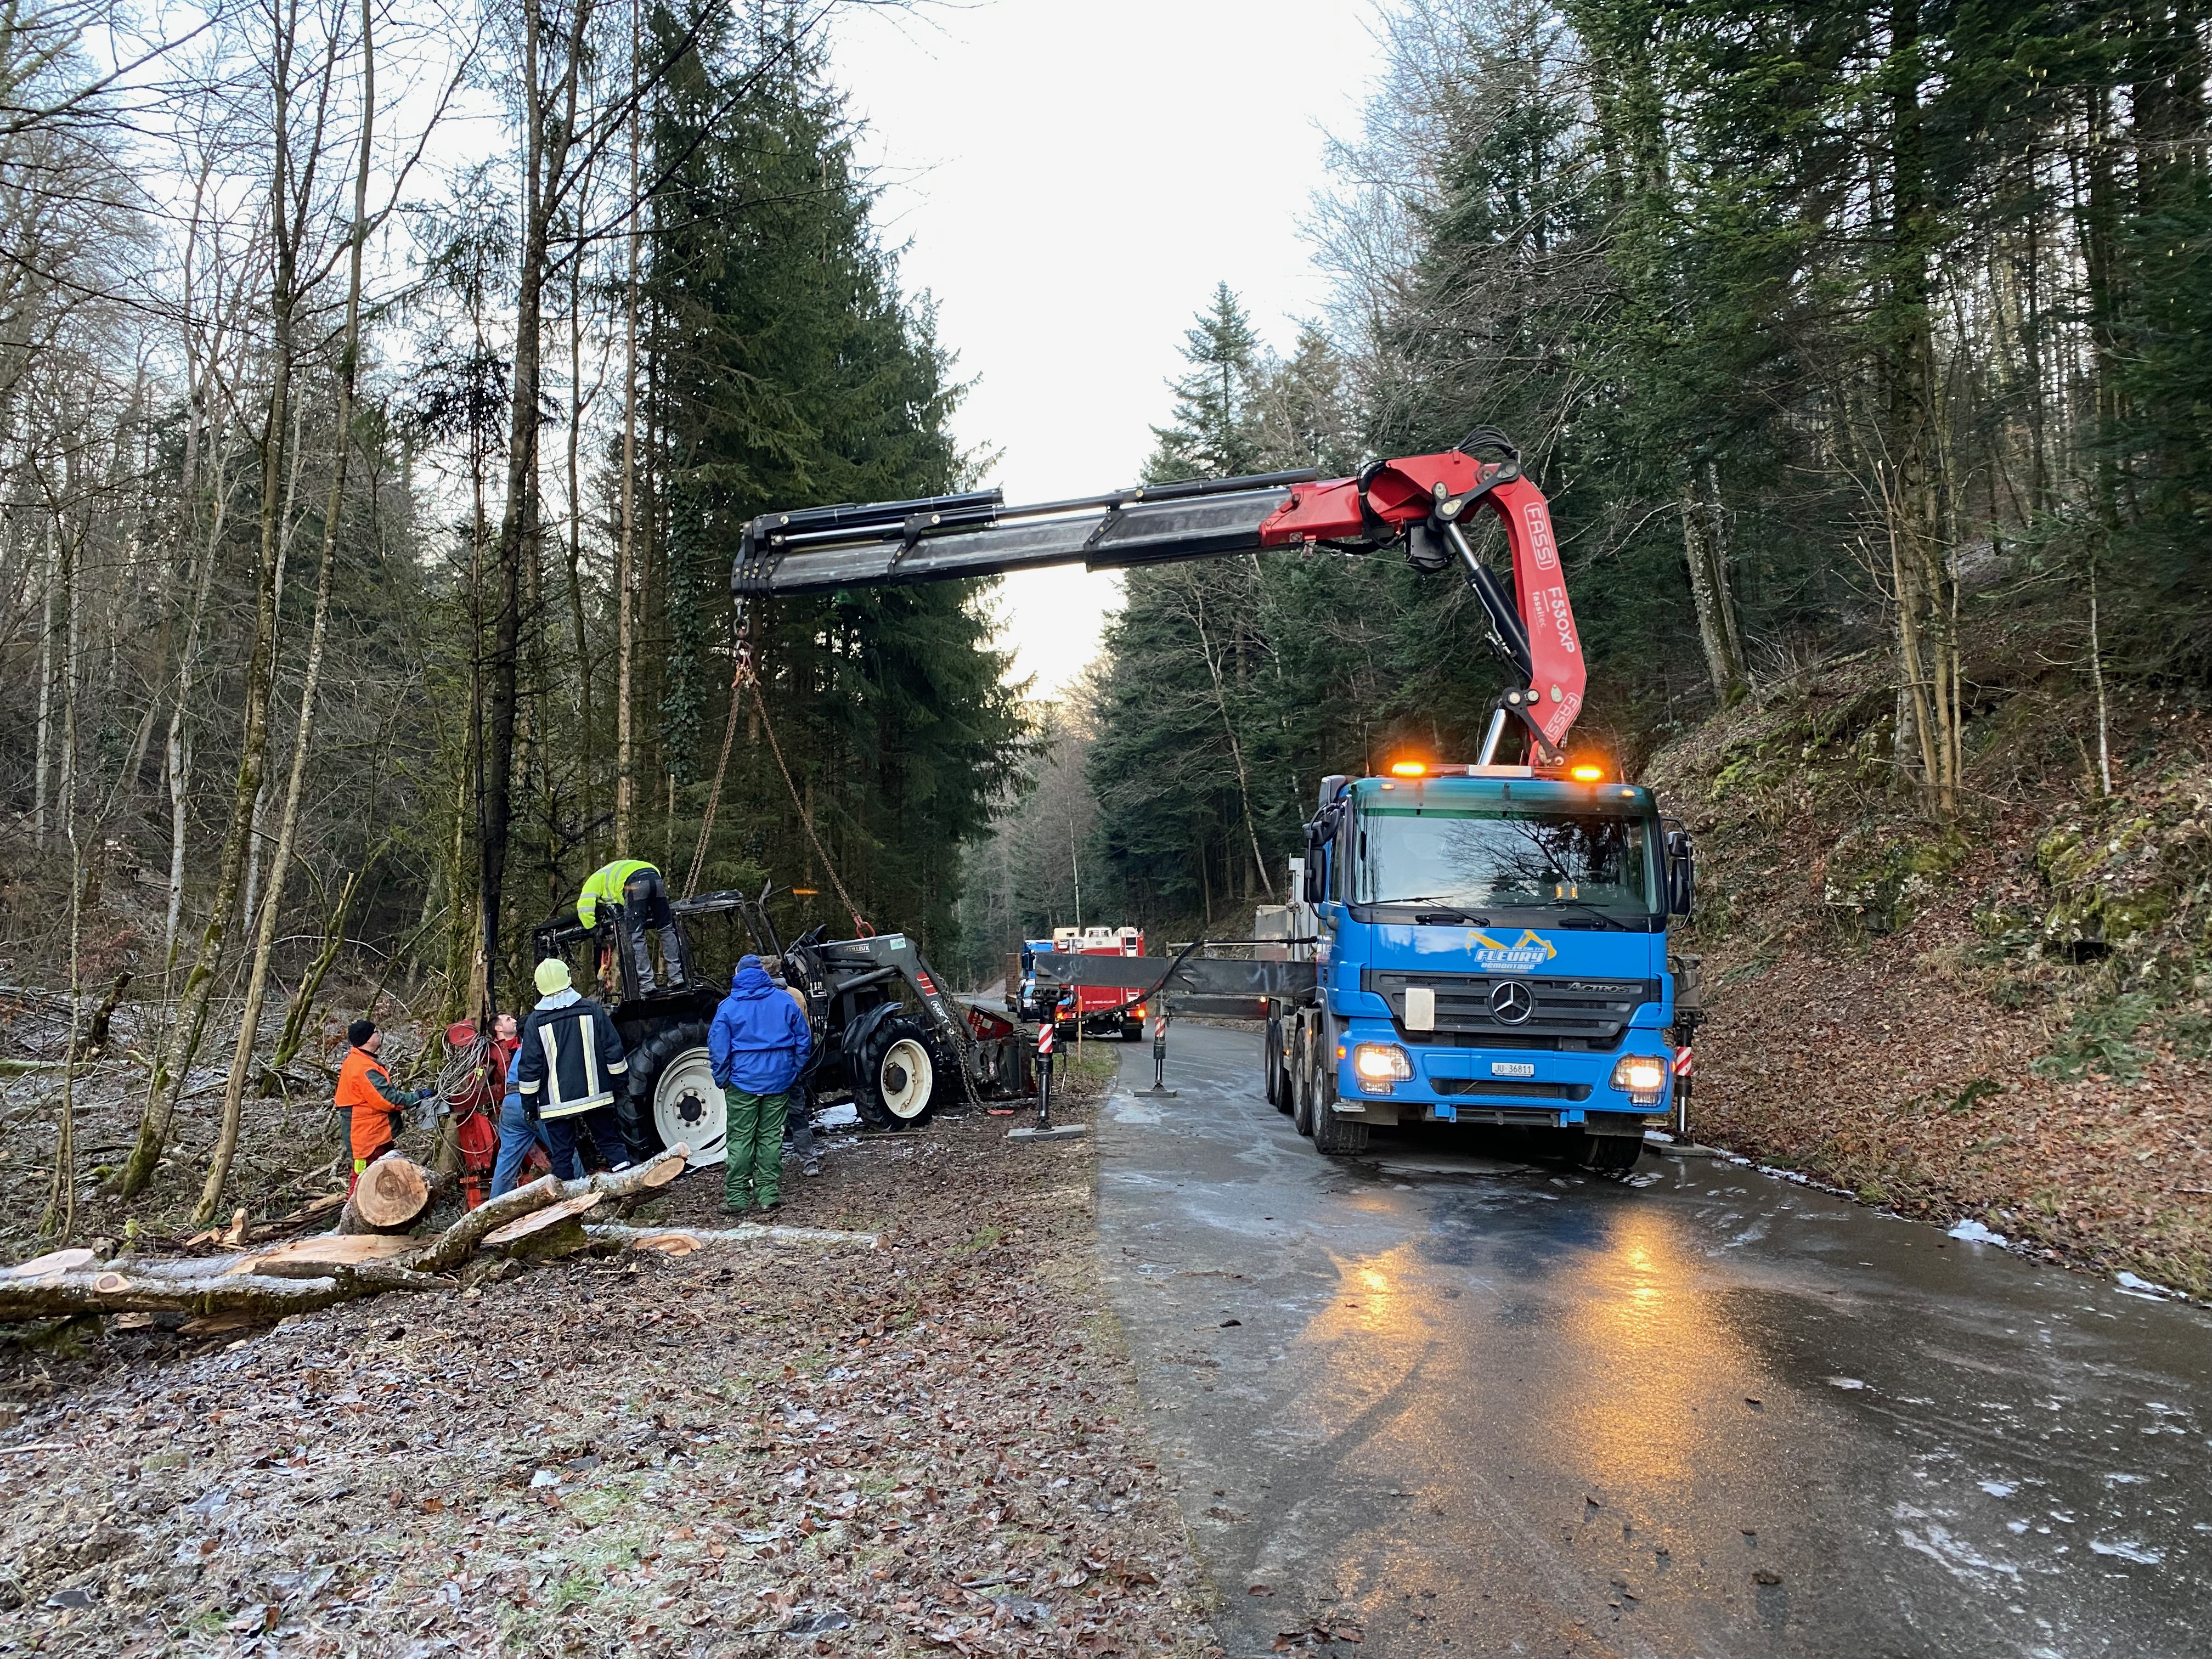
577;860;658;926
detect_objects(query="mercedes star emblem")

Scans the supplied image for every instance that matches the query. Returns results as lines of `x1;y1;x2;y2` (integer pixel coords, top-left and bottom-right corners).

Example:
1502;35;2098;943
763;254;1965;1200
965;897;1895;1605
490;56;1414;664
1489;980;1536;1025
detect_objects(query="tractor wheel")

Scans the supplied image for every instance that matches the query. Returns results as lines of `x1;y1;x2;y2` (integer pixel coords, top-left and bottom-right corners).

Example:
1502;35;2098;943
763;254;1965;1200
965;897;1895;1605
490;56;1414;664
854;1015;942;1130
1121;1018;1143;1042
619;1019;724;1170
1308;1038;1369;1157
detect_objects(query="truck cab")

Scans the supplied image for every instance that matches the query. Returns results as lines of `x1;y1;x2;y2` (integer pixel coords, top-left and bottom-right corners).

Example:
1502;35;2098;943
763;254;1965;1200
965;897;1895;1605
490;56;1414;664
1270;763;1697;1171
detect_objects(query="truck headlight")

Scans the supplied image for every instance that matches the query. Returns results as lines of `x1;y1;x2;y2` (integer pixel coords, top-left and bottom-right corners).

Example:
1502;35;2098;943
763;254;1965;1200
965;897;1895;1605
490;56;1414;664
1352;1043;1412;1094
1611;1054;1668;1102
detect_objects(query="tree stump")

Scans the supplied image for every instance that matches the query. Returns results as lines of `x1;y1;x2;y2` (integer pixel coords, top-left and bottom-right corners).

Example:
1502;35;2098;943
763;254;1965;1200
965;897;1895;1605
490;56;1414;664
336;1158;432;1235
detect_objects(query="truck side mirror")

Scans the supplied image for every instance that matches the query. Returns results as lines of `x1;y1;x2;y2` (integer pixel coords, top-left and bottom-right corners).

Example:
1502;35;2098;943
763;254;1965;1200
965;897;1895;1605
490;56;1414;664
1303;812;1335;905
1666;828;1696;918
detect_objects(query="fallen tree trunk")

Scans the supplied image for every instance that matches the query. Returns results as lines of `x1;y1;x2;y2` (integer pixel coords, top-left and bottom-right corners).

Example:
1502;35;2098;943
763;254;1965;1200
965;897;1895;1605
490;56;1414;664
586;1221;881;1250
0;1266;455;1321
402;1146;686;1273
0;1147;690;1324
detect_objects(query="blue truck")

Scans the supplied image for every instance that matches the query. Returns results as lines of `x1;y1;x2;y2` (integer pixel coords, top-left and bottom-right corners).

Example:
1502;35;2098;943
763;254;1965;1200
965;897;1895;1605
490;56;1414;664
1264;761;1699;1171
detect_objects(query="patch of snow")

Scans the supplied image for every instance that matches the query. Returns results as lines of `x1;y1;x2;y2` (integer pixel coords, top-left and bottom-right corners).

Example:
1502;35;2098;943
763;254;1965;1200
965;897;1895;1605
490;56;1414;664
1893;1512;2021;1581
2089;1539;2165;1565
1978;1481;2017;1498
2102;1474;2148;1486
2008;1520;2029;1534
1826;1376;1868;1391
2114;1271;2174;1299
1948;1218;2008;1246
812;1103;860;1129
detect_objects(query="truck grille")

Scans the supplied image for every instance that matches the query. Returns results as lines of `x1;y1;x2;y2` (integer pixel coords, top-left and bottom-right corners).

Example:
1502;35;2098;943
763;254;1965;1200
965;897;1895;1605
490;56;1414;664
1364;970;1658;1050
1431;1079;1592;1101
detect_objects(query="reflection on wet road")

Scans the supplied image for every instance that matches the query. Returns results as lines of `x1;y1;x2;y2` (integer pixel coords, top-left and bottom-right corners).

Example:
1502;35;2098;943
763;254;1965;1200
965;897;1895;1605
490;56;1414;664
1096;1023;2212;1657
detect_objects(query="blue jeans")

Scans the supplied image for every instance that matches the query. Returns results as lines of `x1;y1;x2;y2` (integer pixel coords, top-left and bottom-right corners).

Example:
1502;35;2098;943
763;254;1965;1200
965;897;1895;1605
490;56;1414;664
491;1093;550;1198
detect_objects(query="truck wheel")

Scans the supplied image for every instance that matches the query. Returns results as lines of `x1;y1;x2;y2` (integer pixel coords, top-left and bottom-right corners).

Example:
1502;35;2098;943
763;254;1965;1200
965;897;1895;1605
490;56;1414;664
1308;1042;1369;1157
1570;1131;1644;1176
1263;1020;1282;1109
1291;1025;1316;1138
1121;1018;1143;1042
620;1020;725;1169
854;1015;941;1129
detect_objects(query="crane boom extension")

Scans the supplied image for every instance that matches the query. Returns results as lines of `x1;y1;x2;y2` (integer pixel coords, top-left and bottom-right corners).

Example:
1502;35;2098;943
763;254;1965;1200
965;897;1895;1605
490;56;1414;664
735;430;1587;758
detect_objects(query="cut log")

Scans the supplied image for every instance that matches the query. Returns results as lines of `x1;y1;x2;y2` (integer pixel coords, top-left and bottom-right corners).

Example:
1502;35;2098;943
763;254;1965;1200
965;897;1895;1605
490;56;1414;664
4;1248;98;1279
483;1191;602;1250
402;1147;687;1274
223;1235;417;1277
336;1158;432;1235
584;1221;881;1250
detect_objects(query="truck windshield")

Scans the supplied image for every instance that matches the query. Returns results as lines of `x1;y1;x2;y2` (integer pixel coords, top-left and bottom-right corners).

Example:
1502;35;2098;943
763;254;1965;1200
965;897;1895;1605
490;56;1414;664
1352;804;1656;922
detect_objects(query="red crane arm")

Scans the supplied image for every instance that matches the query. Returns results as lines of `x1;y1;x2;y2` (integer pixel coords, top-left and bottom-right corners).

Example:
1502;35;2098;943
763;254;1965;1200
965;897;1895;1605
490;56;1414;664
1257;447;1585;753
735;432;1586;760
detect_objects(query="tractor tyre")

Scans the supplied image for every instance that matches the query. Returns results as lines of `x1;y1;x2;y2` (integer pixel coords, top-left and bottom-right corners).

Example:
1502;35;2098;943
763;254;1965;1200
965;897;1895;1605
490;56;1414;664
1308;1039;1369;1157
1121;1018;1143;1042
854;1014;943;1130
619;1019;724;1170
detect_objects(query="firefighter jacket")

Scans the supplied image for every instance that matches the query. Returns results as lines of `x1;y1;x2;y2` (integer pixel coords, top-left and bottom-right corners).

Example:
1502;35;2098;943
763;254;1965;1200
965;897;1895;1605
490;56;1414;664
336;1046;413;1161
576;860;659;927
515;988;629;1119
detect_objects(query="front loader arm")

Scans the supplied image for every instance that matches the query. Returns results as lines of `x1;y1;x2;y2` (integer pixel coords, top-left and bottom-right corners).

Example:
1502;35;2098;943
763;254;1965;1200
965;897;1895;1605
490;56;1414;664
735;431;1586;761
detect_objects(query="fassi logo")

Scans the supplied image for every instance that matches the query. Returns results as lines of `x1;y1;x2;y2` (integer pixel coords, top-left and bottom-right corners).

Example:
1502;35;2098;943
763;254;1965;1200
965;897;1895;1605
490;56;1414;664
1523;501;1558;571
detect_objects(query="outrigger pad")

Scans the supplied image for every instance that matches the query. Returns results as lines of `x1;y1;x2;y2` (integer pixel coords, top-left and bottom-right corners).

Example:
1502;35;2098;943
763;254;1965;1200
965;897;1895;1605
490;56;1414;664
1006;1125;1087;1143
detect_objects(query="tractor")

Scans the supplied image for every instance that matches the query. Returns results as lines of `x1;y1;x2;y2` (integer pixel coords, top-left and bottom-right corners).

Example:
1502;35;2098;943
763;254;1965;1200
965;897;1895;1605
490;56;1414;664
531;884;1031;1169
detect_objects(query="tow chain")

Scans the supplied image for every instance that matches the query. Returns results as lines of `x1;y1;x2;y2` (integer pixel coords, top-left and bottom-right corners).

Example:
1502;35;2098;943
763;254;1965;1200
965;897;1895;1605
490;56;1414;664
737;647;874;940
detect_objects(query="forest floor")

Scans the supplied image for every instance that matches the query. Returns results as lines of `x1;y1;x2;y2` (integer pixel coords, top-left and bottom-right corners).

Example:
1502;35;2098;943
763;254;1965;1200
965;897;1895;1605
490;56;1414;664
0;1045;1228;1658
1646;656;2212;1296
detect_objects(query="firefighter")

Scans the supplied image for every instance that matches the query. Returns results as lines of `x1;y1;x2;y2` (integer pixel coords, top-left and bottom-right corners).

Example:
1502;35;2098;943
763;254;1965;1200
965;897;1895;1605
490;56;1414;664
571;859;689;995
708;954;812;1215
336;1020;426;1180
514;958;633;1177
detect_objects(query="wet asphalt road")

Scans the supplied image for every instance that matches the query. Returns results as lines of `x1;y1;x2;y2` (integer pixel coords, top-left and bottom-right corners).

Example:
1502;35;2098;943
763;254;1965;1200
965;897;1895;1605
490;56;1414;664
1093;1023;2212;1659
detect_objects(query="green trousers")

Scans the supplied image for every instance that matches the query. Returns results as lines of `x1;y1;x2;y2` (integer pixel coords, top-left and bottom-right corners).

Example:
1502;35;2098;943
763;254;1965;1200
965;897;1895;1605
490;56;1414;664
723;1087;787;1211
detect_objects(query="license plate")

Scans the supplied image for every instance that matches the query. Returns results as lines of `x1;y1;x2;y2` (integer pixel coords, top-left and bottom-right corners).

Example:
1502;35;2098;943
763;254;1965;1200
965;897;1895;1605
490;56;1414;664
1489;1062;1536;1077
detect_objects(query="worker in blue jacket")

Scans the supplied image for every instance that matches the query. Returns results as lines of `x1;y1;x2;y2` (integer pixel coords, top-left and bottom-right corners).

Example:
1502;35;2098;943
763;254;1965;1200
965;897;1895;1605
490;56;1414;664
708;955;812;1215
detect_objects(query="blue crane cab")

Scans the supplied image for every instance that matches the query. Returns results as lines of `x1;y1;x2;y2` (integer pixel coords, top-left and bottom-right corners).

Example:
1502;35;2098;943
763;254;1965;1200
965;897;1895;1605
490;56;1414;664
1267;762;1699;1172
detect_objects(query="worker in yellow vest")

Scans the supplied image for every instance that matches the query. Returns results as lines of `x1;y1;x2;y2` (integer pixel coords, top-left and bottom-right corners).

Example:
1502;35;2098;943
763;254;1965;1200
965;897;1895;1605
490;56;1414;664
573;859;689;994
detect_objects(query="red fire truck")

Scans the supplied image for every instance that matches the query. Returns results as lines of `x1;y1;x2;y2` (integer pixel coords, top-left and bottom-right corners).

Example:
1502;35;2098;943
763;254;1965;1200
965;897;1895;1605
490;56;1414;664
1051;926;1147;1042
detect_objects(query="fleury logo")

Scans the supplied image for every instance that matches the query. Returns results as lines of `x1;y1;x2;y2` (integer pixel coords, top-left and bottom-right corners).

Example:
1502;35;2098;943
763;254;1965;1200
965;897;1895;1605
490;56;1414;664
1466;929;1558;973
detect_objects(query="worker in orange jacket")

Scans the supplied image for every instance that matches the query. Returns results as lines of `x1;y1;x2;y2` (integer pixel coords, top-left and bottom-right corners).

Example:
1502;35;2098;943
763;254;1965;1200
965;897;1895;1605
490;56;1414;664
336;1019;427;1178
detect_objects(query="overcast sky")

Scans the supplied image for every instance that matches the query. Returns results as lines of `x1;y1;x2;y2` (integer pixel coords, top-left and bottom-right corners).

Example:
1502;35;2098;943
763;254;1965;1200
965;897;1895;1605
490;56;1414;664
830;0;1380;697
